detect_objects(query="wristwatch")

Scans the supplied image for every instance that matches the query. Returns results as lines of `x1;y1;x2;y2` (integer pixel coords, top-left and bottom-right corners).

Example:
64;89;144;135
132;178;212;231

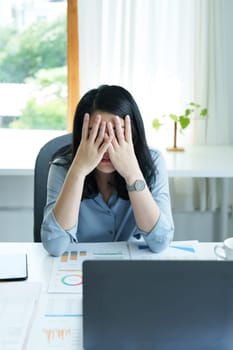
127;179;146;192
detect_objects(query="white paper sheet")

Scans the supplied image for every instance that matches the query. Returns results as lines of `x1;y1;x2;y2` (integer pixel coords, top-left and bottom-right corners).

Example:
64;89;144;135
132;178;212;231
128;240;200;260
0;282;41;350
26;294;83;350
48;242;130;293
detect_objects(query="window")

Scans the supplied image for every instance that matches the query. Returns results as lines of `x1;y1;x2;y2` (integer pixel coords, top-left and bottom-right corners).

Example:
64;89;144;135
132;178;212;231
0;0;67;130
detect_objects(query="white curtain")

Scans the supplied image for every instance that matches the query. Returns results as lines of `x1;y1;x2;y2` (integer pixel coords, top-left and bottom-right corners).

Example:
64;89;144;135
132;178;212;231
193;0;230;145
78;0;232;211
79;0;196;145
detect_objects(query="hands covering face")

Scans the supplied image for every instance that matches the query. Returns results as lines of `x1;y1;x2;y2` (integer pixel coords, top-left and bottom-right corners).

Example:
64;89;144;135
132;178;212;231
106;114;139;180
74;113;139;180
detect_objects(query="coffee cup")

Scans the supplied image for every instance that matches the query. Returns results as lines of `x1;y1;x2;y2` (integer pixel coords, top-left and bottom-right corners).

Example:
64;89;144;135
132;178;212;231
214;237;233;260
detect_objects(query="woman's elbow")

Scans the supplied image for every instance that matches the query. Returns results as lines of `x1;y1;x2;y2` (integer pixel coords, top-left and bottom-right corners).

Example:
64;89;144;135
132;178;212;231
42;235;70;257
145;225;174;253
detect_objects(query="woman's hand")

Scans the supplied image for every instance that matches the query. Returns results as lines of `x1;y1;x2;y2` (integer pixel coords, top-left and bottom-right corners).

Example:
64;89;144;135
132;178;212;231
74;113;112;176
107;115;142;183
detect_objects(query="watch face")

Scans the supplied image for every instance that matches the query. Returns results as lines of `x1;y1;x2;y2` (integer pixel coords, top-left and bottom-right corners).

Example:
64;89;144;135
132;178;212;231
135;180;145;191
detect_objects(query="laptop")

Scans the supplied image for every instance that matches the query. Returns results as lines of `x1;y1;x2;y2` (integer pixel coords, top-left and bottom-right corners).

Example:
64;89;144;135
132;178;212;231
83;260;233;350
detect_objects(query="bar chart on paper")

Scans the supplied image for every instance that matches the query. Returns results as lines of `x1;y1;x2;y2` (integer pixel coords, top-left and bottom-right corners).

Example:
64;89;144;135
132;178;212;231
26;295;83;350
29;323;82;349
48;242;130;293
48;251;83;293
42;326;80;347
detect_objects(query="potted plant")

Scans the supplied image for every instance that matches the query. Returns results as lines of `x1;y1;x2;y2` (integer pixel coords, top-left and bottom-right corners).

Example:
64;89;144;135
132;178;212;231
152;102;208;151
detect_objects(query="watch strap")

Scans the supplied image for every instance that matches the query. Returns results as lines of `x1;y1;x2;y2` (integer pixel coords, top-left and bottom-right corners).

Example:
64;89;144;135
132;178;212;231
127;179;146;192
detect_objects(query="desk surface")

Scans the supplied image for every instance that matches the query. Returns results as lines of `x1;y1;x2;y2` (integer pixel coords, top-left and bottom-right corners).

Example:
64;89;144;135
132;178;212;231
163;145;233;177
0;241;219;350
0;241;218;290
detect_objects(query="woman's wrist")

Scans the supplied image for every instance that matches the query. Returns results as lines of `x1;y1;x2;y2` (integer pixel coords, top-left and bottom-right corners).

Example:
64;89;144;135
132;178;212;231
69;162;87;182
124;169;144;186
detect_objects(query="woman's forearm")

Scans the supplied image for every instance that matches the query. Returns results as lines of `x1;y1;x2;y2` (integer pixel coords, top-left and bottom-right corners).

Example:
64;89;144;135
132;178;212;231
128;184;160;233
126;169;160;233
53;163;85;231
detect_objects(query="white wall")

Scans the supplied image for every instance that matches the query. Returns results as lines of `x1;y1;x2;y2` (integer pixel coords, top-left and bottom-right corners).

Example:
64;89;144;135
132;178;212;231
0;176;33;242
0;129;66;242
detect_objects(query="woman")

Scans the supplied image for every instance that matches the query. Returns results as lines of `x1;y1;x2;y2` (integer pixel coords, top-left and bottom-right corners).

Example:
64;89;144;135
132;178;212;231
41;85;174;256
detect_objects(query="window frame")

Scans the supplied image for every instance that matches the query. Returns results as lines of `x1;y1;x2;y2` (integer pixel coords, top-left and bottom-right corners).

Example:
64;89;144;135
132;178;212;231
67;0;80;131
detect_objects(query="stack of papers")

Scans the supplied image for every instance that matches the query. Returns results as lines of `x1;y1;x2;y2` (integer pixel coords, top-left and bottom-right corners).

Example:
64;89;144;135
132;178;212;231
0;282;41;350
23;240;200;350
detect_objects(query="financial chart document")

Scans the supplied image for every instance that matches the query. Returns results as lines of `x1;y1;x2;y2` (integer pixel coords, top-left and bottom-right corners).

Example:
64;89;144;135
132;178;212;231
48;242;130;294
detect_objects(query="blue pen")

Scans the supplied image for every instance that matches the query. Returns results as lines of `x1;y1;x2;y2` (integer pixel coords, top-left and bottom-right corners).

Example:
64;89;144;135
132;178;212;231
138;244;149;250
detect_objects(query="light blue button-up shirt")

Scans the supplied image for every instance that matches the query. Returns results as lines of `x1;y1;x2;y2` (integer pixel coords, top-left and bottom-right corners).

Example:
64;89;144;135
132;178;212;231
41;149;174;256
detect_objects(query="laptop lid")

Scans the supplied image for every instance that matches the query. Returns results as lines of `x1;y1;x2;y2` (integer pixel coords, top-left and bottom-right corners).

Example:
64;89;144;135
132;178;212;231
83;260;233;350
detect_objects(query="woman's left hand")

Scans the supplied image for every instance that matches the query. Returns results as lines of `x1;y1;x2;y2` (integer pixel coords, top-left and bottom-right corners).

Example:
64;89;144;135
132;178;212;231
107;115;142;183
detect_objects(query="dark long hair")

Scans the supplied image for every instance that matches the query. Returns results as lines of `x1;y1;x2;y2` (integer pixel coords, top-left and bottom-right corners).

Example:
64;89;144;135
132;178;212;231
57;85;156;199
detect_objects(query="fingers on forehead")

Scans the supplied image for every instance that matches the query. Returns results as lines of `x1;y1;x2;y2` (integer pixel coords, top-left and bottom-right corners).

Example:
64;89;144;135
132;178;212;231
82;113;90;137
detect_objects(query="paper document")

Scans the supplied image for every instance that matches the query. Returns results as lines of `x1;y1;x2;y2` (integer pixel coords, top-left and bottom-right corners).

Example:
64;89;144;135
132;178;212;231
48;242;130;293
0;282;41;350
26;294;83;350
128;240;199;260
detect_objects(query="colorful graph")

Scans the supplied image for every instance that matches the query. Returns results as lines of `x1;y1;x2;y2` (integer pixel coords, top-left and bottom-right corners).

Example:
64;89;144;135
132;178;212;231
138;244;195;253
43;328;72;345
61;273;82;286
60;250;87;263
48;244;130;293
169;244;195;253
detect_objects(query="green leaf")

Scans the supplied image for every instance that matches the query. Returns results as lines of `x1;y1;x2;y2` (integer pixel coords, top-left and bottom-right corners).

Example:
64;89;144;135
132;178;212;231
185;108;192;116
189;102;200;108
152;118;162;130
169;114;178;122
179;116;190;129
152;101;207;134
200;108;207;117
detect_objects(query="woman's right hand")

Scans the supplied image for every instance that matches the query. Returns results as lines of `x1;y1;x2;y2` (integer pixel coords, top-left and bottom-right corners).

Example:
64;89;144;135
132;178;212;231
73;113;111;176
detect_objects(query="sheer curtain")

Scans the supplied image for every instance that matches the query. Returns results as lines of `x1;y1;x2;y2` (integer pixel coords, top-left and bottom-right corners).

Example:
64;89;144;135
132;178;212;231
78;0;196;142
78;0;232;211
193;0;230;145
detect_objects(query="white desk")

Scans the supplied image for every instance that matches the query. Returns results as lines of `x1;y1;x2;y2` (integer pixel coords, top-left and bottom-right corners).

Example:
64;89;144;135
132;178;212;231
0;241;218;350
164;145;233;177
0;241;218;284
163;145;233;240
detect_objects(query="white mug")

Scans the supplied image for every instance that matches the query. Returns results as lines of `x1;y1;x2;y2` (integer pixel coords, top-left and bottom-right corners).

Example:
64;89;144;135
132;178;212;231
214;237;233;260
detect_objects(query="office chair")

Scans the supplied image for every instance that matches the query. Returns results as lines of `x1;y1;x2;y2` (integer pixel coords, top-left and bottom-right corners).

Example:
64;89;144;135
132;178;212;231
33;133;72;242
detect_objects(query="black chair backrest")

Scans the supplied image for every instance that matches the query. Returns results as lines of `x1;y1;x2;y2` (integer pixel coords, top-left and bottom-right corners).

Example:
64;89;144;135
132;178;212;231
33;133;72;242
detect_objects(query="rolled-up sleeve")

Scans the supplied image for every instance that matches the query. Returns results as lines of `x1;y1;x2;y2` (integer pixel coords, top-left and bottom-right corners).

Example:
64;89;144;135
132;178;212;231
137;150;174;253
41;163;78;256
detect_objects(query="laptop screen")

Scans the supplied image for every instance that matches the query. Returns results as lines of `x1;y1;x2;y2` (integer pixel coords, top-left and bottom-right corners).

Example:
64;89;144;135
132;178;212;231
83;260;233;350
